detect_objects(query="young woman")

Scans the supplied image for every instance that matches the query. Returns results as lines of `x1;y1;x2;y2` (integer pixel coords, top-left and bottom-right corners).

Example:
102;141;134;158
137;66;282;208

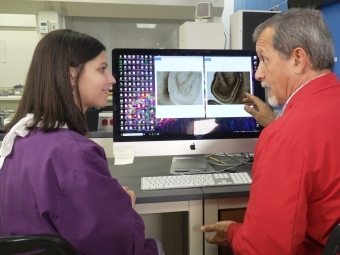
0;29;161;255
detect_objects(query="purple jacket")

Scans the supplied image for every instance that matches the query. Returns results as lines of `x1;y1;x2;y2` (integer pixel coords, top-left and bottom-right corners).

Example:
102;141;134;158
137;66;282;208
0;128;158;255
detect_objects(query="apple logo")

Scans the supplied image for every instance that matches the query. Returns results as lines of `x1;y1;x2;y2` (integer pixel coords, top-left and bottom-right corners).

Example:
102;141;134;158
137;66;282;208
190;143;196;150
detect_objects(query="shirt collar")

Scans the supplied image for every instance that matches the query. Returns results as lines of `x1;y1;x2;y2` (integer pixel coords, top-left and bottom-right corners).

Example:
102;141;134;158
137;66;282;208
0;114;68;170
276;73;329;119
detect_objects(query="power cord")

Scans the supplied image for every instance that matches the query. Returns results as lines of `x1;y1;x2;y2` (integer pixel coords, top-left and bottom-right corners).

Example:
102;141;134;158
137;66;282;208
241;152;254;163
203;152;253;173
175;153;253;175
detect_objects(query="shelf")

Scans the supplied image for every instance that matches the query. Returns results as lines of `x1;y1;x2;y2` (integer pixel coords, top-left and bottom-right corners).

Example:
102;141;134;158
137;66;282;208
0;96;113;101
0;96;22;101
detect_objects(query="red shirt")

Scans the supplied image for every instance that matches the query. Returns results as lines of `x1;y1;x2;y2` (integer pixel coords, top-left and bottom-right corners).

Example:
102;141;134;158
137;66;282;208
227;73;340;255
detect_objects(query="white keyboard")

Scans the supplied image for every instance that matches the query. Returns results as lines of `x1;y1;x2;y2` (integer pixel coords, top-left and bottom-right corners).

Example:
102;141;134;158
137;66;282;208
141;172;252;191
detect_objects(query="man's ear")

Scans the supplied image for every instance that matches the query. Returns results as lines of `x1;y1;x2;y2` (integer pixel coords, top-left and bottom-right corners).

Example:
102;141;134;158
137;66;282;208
70;67;77;86
292;47;308;74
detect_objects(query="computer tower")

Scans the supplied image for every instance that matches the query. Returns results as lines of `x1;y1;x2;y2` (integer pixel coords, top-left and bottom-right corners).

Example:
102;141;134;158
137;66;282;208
230;10;280;50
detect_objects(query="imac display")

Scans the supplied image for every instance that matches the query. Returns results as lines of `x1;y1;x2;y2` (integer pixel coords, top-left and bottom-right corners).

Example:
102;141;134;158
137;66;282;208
288;0;325;8
112;49;265;172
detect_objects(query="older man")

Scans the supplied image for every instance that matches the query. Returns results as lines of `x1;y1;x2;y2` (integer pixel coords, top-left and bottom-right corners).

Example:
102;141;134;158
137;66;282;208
201;8;340;255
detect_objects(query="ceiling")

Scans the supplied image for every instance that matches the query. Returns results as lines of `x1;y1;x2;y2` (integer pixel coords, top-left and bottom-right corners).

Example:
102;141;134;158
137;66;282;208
0;0;224;20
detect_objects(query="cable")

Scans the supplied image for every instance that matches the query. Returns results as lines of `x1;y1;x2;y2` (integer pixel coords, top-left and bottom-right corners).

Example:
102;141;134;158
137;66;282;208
223;31;227;49
205;152;253;172
223;29;230;49
175;153;253;175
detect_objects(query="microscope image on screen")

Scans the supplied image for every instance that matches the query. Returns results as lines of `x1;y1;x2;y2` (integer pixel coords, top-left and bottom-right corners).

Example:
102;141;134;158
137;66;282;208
157;71;203;106
207;72;251;105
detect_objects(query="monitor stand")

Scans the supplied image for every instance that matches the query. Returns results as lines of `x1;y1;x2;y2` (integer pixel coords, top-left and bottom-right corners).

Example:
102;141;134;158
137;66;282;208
169;155;214;175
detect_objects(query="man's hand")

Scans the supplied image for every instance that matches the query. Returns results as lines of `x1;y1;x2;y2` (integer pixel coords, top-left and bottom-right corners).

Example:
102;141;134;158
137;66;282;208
243;92;275;127
201;221;236;246
122;186;136;208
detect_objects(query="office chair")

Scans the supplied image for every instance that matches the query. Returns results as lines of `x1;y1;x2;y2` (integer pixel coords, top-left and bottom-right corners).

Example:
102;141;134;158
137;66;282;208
0;234;78;255
322;223;340;255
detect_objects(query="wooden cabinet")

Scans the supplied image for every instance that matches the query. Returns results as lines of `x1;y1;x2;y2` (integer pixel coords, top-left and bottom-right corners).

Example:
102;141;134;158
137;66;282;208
218;208;246;255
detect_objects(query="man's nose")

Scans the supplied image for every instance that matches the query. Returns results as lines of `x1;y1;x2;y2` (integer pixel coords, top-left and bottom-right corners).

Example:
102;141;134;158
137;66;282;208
255;64;264;81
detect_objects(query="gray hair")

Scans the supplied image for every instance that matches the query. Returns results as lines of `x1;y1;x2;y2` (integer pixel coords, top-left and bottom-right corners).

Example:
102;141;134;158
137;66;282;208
253;8;334;71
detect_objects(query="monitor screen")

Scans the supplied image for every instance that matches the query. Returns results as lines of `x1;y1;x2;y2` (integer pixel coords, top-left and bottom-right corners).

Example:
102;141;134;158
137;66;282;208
112;48;264;169
287;0;325;8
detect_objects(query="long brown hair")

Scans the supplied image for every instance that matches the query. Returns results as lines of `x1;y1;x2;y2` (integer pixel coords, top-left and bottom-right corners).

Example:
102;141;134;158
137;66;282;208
4;29;106;135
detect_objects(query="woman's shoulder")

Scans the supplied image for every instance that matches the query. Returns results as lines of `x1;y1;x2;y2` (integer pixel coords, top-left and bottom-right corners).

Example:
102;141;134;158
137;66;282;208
21;128;106;160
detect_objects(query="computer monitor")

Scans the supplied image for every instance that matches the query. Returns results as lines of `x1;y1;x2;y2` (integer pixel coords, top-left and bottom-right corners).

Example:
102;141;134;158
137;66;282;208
112;48;264;173
287;0;325;8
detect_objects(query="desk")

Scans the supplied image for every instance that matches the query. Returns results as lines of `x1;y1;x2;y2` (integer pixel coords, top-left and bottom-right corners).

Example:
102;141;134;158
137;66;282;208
107;156;251;255
202;164;251;255
107;157;203;255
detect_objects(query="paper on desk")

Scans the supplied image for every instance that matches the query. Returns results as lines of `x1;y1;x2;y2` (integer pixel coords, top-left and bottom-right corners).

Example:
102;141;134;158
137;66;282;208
114;146;134;165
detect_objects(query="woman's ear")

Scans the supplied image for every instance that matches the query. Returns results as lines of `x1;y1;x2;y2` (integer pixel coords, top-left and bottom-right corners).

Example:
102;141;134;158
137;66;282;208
70;67;77;86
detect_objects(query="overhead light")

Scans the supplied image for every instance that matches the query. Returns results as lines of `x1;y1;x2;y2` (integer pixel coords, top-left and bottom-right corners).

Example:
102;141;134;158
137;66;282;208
136;23;157;29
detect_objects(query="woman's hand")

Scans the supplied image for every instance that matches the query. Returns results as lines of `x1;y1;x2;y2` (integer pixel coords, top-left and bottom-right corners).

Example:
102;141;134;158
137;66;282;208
122;186;136;208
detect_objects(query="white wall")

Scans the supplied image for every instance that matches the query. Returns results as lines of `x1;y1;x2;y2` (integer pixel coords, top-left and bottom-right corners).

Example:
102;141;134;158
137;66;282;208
0;14;41;88
0;0;233;88
222;0;234;50
68;16;181;81
0;30;39;87
0;14;182;89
